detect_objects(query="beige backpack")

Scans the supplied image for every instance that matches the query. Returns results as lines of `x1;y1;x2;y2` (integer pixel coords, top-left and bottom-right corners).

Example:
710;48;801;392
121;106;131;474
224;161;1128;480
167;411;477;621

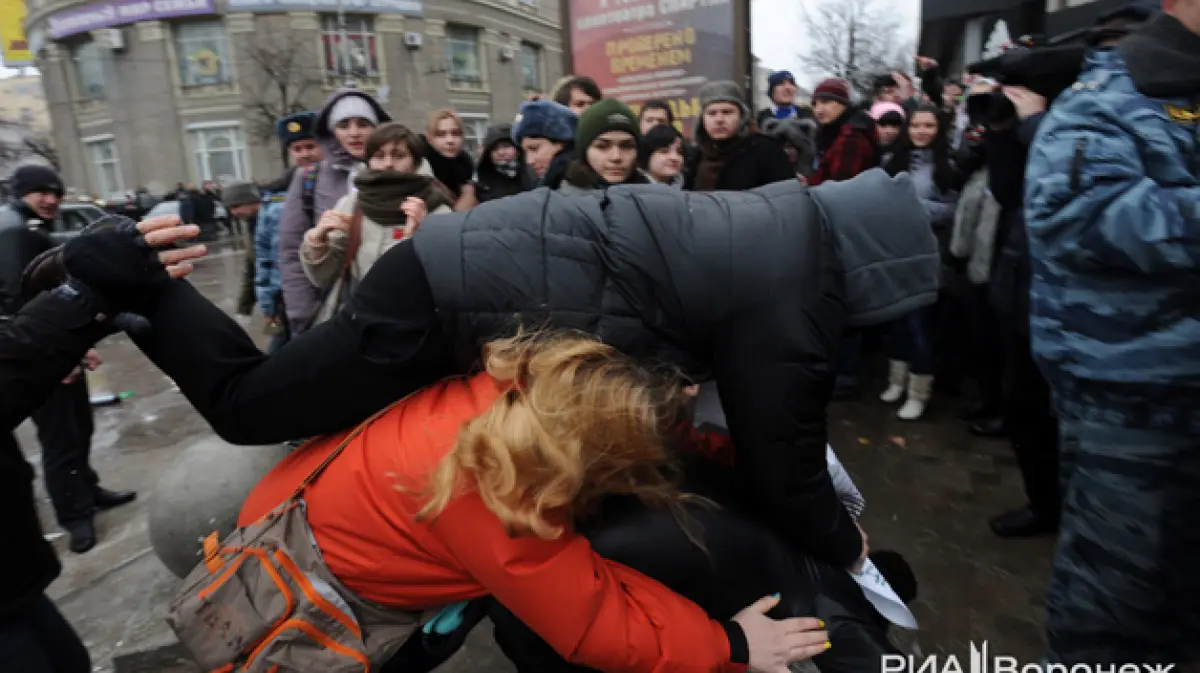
167;403;421;672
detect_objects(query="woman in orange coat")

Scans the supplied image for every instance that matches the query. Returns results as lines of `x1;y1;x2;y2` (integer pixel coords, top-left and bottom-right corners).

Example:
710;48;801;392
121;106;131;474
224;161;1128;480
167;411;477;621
240;332;829;673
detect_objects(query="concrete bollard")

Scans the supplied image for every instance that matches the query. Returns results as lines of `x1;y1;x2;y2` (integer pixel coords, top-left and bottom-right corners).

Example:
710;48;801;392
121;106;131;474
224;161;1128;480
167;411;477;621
148;438;291;579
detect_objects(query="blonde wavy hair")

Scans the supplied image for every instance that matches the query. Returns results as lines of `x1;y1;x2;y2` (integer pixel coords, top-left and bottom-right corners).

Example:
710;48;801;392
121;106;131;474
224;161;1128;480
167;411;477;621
419;332;690;539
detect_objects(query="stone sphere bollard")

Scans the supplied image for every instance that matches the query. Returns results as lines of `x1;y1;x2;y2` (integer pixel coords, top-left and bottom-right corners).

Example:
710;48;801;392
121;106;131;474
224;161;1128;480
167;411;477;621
149;437;291;578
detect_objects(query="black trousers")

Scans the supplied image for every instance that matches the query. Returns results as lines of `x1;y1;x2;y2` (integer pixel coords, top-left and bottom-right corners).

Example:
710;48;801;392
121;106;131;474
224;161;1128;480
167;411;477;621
0;595;90;673
31;378;97;525
1001;327;1060;518
486;499;898;673
968;282;1005;411
485;455;898;673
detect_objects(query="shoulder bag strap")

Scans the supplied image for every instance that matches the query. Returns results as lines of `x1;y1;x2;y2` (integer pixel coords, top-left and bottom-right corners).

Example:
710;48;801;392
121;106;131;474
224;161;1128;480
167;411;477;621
287;393;412;500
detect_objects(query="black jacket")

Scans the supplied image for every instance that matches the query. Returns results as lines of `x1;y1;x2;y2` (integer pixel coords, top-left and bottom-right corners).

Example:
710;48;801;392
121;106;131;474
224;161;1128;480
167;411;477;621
1;290;109;619
682;133;796;191
0;201;54;317
128;170;939;568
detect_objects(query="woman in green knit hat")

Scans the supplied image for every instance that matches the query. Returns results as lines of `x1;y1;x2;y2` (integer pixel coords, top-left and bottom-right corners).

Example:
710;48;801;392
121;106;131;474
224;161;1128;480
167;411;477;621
559;98;650;195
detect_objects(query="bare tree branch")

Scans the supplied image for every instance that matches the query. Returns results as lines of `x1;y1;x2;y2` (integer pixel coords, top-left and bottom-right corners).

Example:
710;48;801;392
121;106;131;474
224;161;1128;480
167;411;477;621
799;0;910;100
240;25;323;168
0;120;59;173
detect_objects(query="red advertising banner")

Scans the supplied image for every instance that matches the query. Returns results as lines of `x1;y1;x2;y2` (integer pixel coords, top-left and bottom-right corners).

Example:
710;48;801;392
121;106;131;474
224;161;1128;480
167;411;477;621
568;0;736;136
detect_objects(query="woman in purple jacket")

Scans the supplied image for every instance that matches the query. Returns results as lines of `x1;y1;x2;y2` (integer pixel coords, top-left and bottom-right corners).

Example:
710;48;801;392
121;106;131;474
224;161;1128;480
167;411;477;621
277;88;390;335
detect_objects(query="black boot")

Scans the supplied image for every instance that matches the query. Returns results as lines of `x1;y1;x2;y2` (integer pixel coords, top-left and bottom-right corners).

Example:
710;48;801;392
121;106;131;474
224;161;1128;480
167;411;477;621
64;518;97;554
94;486;137;510
989;506;1058;539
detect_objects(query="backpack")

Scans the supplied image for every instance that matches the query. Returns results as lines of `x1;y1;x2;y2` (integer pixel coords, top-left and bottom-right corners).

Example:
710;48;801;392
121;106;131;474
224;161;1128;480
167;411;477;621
166;401;420;672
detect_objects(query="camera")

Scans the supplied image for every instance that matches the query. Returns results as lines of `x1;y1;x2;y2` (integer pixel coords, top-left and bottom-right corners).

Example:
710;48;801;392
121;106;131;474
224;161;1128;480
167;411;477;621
966;38;1089;126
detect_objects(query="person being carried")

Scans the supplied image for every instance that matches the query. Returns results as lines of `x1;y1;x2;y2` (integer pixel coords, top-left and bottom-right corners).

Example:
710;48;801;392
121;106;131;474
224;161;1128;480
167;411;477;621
233;332;886;673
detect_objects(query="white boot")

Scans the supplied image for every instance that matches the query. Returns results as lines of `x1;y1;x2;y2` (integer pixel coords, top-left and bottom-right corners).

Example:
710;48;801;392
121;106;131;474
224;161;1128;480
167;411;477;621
897;374;934;420
879;360;909;403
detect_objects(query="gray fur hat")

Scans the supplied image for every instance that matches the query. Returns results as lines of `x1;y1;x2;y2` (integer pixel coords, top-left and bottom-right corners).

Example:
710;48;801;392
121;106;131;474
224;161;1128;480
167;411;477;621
222;181;261;208
698;80;750;117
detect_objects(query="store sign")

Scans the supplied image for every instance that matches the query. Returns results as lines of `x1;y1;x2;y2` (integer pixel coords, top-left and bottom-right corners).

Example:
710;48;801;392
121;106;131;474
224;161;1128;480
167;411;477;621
225;0;422;16
568;0;736;136
47;0;215;40
0;0;34;66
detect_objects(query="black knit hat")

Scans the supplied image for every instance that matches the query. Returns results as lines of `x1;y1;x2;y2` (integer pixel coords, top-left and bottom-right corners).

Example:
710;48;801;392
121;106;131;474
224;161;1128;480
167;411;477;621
11;165;64;198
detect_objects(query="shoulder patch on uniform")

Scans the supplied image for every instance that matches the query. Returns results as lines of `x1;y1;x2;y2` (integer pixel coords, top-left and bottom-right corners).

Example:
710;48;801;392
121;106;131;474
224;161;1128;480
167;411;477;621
1164;103;1200;124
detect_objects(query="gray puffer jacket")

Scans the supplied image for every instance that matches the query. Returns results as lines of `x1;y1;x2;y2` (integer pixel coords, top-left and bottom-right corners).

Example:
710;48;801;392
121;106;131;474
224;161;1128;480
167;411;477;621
277;89;391;334
413;168;939;566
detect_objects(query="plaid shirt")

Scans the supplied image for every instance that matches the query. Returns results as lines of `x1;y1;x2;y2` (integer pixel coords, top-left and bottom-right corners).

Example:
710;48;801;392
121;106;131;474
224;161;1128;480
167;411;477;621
807;123;879;186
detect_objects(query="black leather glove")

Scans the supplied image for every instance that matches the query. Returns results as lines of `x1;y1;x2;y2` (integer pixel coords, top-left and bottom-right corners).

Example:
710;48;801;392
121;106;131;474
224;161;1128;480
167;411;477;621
22;215;169;333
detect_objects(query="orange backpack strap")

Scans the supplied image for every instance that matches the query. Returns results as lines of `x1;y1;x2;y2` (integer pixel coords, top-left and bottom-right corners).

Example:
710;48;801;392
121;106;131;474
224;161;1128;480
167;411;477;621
287;395;413;500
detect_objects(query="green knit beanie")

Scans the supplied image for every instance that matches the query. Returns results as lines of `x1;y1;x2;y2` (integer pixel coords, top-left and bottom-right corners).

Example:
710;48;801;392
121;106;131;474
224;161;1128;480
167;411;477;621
575;98;641;151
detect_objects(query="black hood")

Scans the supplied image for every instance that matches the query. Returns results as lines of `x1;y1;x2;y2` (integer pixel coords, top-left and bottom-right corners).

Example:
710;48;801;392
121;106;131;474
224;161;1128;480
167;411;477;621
313;88;392;168
477;123;521;177
1120;14;1200;98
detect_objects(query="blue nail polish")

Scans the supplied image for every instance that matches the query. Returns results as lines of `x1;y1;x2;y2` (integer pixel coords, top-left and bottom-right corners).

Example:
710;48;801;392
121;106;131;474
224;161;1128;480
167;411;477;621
772;592;781;600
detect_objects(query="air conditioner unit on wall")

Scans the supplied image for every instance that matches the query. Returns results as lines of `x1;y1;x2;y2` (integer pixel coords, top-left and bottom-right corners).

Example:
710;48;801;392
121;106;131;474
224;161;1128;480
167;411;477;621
106;28;126;51
404;32;423;49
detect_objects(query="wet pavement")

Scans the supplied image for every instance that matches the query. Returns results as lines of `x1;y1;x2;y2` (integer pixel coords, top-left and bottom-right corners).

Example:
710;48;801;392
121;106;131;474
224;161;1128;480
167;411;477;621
17;245;1054;672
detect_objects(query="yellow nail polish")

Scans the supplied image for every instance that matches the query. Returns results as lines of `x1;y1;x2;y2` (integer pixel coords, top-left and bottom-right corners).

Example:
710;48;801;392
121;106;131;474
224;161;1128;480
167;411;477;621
824;642;832;650
818;620;825;628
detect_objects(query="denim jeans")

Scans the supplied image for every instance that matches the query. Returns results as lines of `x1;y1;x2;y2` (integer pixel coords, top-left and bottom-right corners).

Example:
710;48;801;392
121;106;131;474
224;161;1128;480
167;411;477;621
886;306;935;375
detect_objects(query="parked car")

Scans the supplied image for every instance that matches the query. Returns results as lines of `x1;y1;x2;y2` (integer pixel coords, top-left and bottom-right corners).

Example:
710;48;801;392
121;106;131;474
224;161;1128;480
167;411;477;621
143;200;227;242
47;202;109;244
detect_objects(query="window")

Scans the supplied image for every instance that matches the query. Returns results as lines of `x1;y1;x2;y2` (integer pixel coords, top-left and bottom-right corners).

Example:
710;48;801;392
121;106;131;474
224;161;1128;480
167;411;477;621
445;26;482;87
321;15;380;84
520;42;542;91
460;114;489;159
72;40;106;99
85;136;124;197
190;124;248;183
174;21;234;87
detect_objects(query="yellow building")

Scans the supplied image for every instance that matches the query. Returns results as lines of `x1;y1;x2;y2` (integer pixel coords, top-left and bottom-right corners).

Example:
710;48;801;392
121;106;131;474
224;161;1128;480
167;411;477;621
0;74;52;134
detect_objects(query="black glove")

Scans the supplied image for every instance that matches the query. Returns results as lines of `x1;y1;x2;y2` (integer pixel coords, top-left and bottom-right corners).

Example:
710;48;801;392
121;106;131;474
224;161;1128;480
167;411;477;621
22;215;168;334
63;215;170;303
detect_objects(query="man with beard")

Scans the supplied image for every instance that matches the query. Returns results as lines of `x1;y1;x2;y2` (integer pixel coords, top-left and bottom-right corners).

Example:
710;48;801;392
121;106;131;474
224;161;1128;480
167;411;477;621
1025;0;1200;665
0;165;136;553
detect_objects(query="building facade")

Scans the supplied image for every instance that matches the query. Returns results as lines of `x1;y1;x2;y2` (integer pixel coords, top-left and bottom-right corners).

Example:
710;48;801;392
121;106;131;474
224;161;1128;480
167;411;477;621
919;0;1045;76
919;0;1134;77
23;0;565;197
1;73;56;179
